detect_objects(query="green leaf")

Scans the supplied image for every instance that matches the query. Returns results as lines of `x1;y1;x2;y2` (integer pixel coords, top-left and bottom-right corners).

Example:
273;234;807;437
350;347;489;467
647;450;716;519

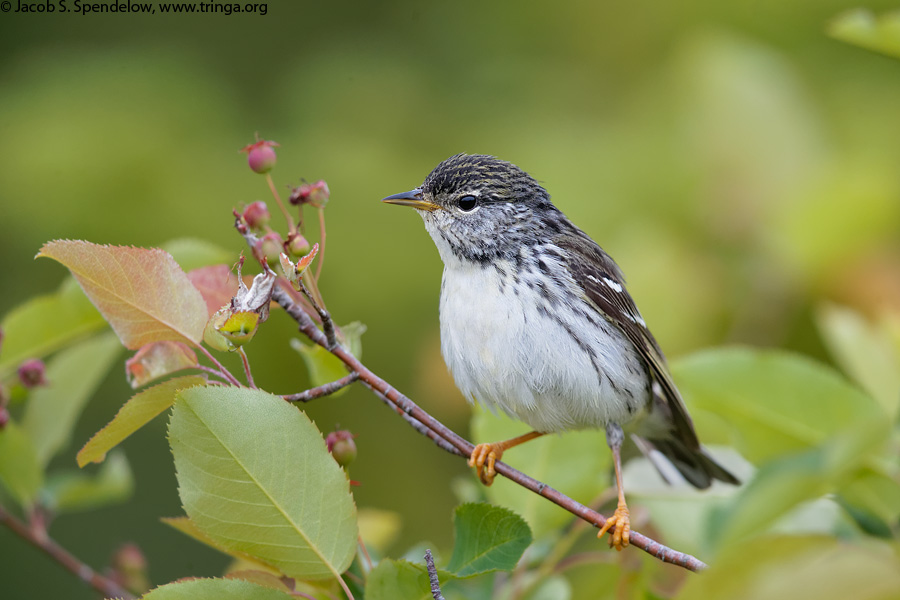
78;375;205;467
828;9;900;60
672;348;883;465
0;420;43;507
37;240;209;348
838;468;900;534
42;450;133;513
141;577;294;599
22;332;121;468
446;503;532;577
678;535;900;600
161;238;233;273
169;386;358;581
471;409;610;538
365;559;432;600
816;304;900;420
0;277;105;378
290;321;365;397
709;420;886;548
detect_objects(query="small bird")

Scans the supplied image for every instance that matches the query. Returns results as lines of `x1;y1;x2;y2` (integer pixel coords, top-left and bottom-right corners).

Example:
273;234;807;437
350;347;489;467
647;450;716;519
383;154;738;550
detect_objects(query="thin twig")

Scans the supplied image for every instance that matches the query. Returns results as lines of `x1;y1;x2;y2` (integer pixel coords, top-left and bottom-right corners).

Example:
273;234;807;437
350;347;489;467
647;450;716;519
284;372;359;402
238;222;709;573
265;172;296;233
298;279;337;350
238;347;256;388
425;549;445;600
0;504;135;600
315;207;326;283
192;364;234;383
196;344;242;387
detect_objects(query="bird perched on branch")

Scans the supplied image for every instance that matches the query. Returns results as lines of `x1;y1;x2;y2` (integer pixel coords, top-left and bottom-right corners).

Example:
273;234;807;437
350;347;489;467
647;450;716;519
383;154;738;550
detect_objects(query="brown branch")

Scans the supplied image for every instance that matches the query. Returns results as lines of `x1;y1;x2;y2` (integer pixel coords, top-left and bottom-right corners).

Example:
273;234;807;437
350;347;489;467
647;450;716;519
425;549;445;600
237;219;709;573
0;504;135;599
284;372;359;402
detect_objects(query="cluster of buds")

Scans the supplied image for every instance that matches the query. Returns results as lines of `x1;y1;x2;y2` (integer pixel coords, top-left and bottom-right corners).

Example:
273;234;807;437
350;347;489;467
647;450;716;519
289;180;330;208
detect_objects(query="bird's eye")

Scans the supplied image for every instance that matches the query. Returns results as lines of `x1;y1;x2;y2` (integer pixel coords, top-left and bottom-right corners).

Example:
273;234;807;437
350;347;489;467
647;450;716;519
457;195;478;212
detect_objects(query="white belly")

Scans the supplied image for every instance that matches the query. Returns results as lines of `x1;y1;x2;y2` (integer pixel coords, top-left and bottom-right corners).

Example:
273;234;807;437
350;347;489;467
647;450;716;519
437;255;649;433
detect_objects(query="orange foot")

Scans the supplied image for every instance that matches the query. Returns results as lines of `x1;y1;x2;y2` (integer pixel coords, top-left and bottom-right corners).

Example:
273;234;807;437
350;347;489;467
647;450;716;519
597;503;630;551
468;443;502;486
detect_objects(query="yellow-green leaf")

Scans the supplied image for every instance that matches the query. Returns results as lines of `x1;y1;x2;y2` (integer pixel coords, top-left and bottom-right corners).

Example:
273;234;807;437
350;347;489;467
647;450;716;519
23;332;121;468
672;348;883;465
828;9;900;60
161;516;276;571
816;304;900;420
141;578;294;600
169;386;358;581
0;277;105;378
43;451;133;513
37;240;208;349
0;421;43;507
78;375;205;467
365;560;432;600
447;503;532;576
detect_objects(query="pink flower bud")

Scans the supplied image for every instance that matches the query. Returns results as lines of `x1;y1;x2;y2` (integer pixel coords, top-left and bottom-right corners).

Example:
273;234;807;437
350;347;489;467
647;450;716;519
325;430;357;467
18;359;48;388
240;139;279;174
0;407;8;429
289;180;330;208
242;201;270;229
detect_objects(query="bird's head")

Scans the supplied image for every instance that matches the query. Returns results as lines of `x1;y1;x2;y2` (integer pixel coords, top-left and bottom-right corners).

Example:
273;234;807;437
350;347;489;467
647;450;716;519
383;154;557;263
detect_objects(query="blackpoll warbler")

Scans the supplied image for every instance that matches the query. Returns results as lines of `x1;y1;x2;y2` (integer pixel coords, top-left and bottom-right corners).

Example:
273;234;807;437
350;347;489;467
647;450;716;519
384;154;738;549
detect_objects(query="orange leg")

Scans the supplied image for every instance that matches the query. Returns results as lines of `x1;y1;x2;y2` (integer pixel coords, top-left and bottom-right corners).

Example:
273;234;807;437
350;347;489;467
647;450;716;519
597;423;630;550
468;431;544;486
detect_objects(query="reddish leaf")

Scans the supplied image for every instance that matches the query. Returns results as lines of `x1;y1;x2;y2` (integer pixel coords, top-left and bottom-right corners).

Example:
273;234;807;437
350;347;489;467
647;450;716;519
126;341;199;388
188;264;241;317
37;241;208;349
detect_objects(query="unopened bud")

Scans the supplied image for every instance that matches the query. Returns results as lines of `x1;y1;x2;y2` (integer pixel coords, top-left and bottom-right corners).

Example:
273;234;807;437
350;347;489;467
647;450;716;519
111;543;149;595
255;232;283;265
289;179;330;208
18;359;48;388
0;407;9;429
285;232;311;258
325;430;357;467
240;139;279;174
242;201;270;229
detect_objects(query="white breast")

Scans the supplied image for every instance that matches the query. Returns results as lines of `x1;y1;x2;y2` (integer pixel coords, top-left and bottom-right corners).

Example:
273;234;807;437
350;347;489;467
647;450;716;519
435;244;650;433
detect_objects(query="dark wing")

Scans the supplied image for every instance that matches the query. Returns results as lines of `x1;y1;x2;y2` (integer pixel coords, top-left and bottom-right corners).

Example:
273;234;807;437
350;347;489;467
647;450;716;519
553;229;700;451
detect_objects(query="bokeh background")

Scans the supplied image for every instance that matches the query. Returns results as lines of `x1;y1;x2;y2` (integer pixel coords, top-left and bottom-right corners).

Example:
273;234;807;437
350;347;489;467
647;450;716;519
1;1;899;598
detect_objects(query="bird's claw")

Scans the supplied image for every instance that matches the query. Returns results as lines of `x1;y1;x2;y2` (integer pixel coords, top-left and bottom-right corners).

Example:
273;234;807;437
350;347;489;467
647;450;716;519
597;503;630;551
468;443;501;486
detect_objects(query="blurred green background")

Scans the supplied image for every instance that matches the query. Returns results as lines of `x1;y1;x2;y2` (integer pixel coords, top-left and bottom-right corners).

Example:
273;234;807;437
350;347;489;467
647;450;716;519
1;1;899;598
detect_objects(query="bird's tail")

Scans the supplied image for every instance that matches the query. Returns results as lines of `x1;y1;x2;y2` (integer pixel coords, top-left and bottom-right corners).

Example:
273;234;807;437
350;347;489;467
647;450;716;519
633;435;739;489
